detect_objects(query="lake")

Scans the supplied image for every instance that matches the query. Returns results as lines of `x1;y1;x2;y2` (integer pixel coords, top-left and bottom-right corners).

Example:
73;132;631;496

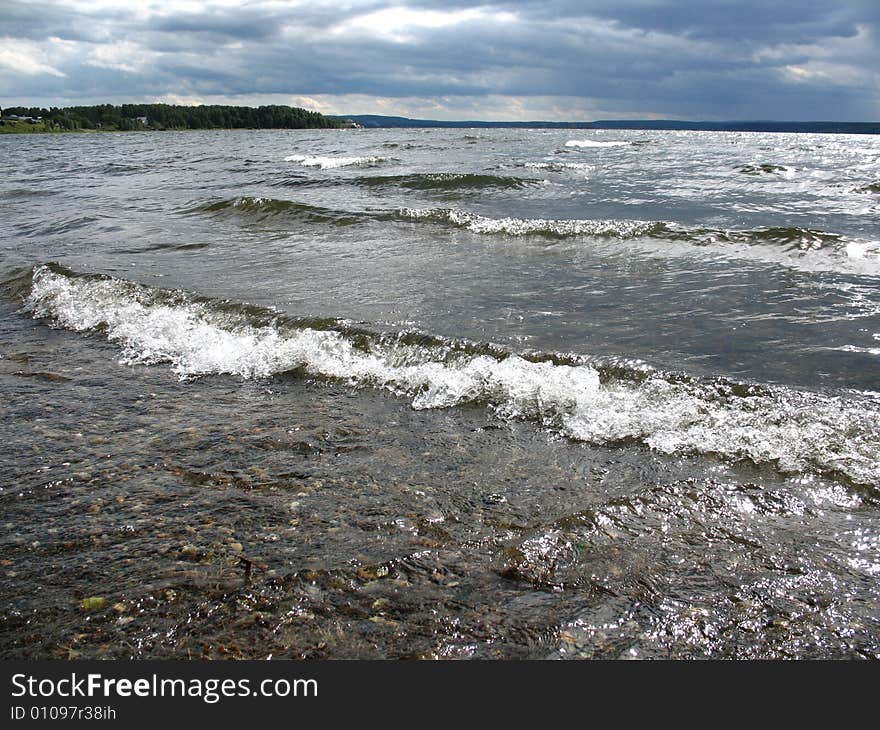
1;127;879;658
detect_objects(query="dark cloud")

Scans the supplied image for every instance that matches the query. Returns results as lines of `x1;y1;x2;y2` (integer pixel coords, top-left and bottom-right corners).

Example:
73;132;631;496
148;10;284;42
0;0;877;120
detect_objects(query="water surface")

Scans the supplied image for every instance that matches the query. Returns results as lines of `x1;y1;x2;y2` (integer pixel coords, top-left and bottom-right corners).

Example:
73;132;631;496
1;128;878;658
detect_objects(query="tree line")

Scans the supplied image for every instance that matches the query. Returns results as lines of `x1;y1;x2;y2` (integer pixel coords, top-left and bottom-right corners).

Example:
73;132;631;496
0;103;345;131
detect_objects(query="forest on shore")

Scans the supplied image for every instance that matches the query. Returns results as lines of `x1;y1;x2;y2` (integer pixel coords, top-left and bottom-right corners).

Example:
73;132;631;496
0;103;348;133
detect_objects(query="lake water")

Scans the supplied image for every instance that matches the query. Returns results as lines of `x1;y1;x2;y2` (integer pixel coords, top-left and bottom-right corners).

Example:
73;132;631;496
1;127;879;658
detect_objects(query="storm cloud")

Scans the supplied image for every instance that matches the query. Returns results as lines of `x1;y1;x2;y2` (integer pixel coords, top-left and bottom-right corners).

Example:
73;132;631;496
1;0;877;120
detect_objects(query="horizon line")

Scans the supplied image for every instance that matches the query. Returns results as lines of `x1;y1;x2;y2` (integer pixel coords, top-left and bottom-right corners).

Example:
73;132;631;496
336;113;880;124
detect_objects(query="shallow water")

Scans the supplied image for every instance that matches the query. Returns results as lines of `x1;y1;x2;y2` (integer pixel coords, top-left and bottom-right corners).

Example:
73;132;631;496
1;128;879;658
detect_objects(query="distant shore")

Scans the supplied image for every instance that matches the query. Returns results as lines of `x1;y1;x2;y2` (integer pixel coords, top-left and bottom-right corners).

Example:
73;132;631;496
0;103;351;135
335;114;880;135
0;122;354;135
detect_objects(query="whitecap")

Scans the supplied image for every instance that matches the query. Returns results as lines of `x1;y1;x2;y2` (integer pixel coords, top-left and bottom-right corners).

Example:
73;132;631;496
284;154;384;169
524;161;594;172
395;207;660;238
845;240;880;260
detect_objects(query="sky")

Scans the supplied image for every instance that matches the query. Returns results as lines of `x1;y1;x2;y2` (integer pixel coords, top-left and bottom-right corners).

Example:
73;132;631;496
1;0;878;121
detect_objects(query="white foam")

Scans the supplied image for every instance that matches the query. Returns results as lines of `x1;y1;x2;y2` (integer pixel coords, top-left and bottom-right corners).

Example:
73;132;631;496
284;155;383;169
845;240;880;260
524;161;594;172
565;140;630;148
396;207;658;238
27;266;880;486
830;345;880;356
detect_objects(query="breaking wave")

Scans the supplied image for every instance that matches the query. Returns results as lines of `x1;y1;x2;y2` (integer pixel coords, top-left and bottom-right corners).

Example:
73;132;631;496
185;197;365;226
283;154;385;169
394;207;663;238
523;161;594;172
393;207;876;257
183;198;880;266
184;198;880;264
22;264;880;488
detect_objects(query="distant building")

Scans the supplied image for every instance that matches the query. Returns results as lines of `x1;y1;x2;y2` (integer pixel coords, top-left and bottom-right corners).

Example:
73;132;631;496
136;116;148;125
1;114;40;123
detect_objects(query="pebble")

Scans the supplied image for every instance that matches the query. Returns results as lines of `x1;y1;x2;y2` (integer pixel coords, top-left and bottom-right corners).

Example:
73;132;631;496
80;596;106;612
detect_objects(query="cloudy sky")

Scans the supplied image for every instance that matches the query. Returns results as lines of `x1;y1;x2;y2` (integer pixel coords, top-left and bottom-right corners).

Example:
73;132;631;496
1;0;878;121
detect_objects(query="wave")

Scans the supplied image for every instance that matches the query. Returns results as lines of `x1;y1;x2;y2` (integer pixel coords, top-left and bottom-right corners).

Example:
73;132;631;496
392;207;871;255
22;264;880;488
15;214;116;238
735;163;791;175
831;345;880;356
855;182;880;194
184;198;879;263
283;154;384;169
111;241;212;255
355;172;543;191
1;188;61;199
88;162;144;176
394;207;665;238
272;172;543;192
523;162;593;173
705;226;843;249
185;197;366;226
565;140;630;148
183;197;879;265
